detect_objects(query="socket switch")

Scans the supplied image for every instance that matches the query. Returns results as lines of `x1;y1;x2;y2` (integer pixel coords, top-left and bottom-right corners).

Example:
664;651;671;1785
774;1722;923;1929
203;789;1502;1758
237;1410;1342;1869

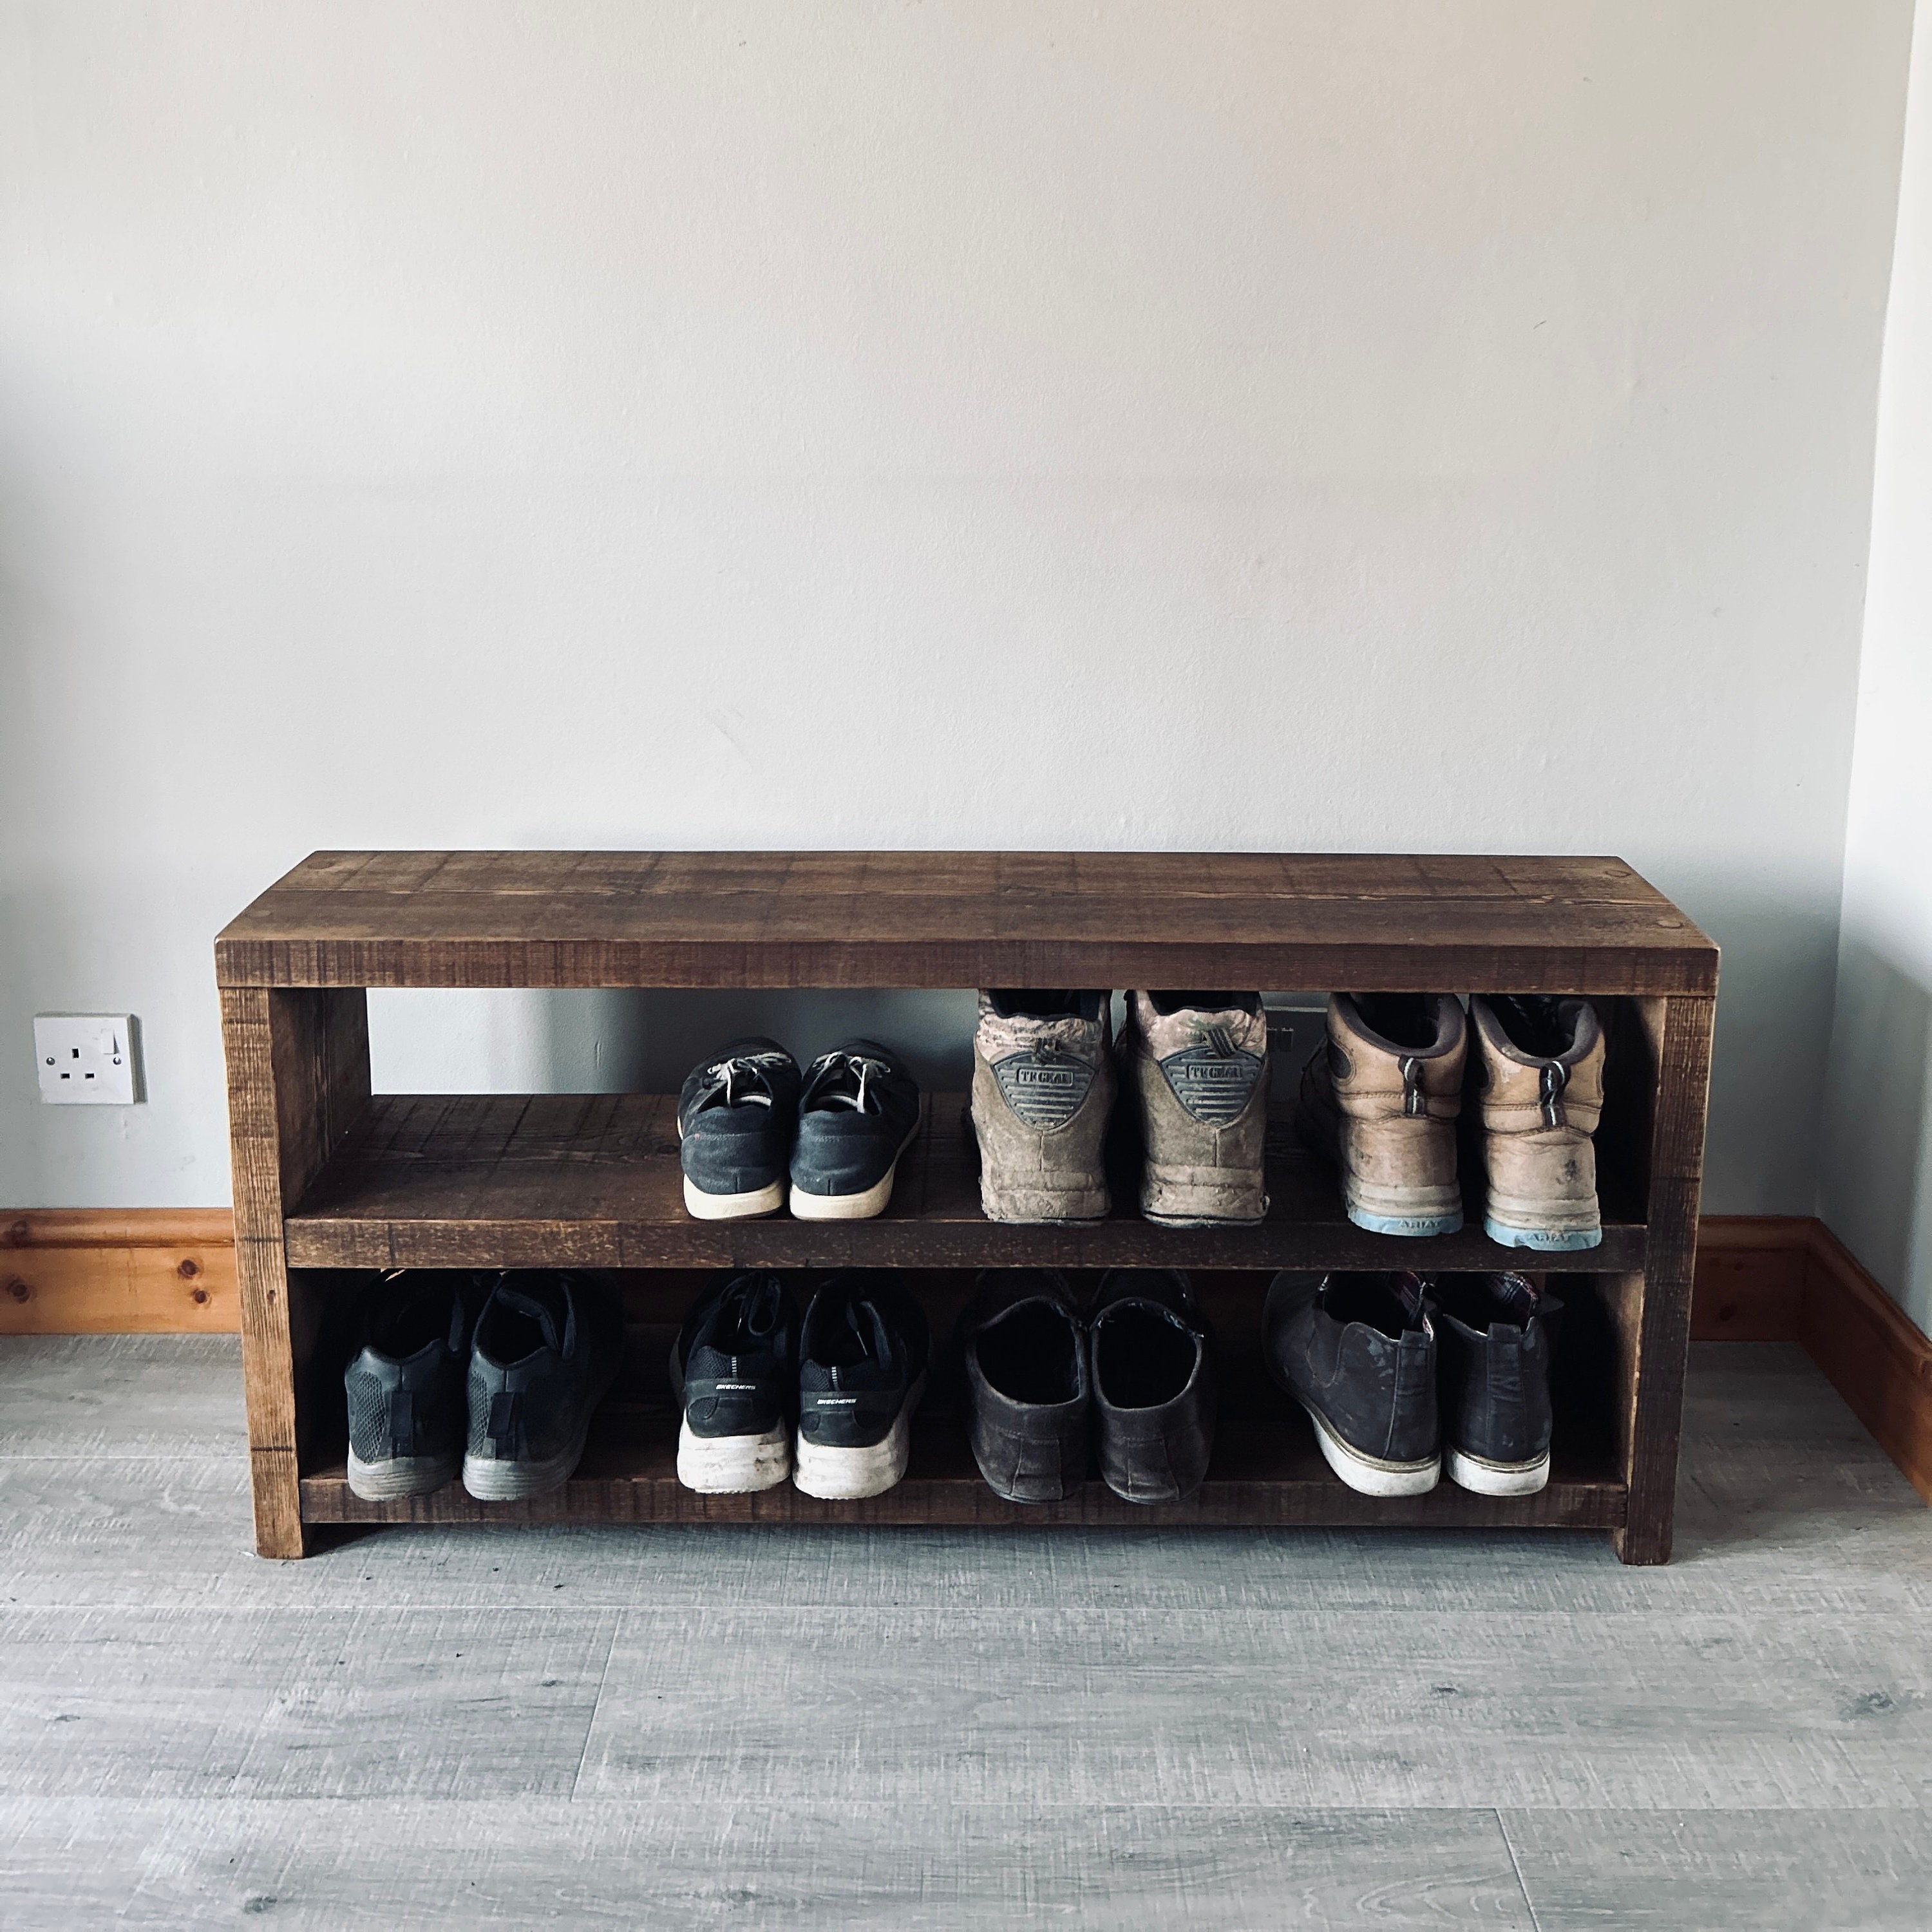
35;1014;140;1104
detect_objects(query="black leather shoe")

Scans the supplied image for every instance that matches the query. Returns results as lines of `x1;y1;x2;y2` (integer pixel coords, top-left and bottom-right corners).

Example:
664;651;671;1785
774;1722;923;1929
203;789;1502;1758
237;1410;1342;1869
1264;1270;1439;1496
1432;1272;1561;1495
1088;1269;1216;1504
956;1269;1088;1502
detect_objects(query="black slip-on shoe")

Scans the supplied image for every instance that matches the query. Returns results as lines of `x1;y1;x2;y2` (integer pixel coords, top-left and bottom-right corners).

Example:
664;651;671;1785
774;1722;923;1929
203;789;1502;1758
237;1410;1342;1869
345;1271;482;1501
1264;1270;1439;1497
789;1040;922;1222
668;1271;801;1493
463;1270;622;1502
956;1269;1089;1503
793;1272;930;1499
678;1037;801;1221
1432;1271;1562;1496
1089;1269;1217;1504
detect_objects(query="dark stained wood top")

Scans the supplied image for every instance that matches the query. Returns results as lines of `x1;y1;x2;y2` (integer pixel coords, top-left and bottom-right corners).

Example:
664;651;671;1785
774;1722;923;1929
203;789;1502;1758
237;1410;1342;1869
282;1092;1645;1273
216;850;1719;992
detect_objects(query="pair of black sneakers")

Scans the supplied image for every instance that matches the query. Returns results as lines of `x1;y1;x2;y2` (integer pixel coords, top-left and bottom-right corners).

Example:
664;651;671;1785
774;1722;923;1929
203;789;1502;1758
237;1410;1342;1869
671;1271;929;1499
344;1269;621;1502
678;1038;922;1223
1265;1269;1561;1497
956;1269;1217;1504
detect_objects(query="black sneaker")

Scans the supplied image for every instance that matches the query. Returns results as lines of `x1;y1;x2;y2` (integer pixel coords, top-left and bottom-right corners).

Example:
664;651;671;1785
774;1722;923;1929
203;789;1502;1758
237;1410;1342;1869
1432;1272;1562;1496
793;1272;930;1499
668;1272;800;1494
463;1271;622;1501
1264;1271;1439;1497
1088;1269;1217;1504
956;1269;1089;1503
344;1271;479;1501
678;1037;801;1220
789;1040;922;1221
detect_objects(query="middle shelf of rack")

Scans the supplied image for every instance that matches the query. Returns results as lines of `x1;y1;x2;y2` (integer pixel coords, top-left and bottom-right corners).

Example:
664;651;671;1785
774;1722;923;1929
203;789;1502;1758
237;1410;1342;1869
282;1091;1647;1273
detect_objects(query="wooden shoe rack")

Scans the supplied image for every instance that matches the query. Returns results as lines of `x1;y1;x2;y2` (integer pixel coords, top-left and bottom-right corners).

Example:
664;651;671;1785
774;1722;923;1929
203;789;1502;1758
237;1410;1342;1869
217;851;1718;1564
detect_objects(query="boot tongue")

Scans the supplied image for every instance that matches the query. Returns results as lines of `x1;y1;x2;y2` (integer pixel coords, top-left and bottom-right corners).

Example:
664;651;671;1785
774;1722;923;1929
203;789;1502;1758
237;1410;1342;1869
494;1286;563;1356
1390;1271;1431;1325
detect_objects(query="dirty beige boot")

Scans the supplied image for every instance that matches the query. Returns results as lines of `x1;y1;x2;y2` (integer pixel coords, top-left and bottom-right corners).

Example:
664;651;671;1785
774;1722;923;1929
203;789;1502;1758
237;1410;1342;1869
1297;994;1466;1236
970;992;1115;1222
1468;995;1605;1251
1122;991;1269;1226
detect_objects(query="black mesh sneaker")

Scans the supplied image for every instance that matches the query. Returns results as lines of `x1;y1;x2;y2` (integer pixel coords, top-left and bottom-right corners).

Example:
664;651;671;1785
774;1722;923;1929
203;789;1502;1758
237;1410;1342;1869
1088;1269;1217;1504
668;1271;801;1494
1264;1270;1439;1497
344;1271;480;1501
789;1040;922;1222
462;1270;623;1501
677;1037;802;1221
1432;1272;1562;1496
793;1272;930;1499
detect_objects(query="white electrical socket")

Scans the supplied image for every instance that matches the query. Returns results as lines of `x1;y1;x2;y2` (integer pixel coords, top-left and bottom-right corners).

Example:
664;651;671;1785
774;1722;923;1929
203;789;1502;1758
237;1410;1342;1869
35;1014;140;1104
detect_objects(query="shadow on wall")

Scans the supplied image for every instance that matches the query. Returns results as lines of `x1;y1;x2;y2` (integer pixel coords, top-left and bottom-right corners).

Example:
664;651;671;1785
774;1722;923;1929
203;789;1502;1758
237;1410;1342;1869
1818;938;1932;1327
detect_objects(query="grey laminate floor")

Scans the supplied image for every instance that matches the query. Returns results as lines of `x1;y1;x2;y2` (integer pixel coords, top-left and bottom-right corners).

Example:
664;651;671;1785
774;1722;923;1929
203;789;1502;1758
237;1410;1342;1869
1;1339;1928;1928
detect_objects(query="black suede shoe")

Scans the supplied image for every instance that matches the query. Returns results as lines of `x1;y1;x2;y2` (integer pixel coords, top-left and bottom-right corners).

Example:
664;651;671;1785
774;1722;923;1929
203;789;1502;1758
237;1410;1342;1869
1088;1269;1216;1504
790;1041;922;1221
793;1272;929;1499
669;1271;800;1494
345;1271;481;1501
678;1037;800;1221
1433;1272;1562;1495
1264;1270;1439;1496
463;1271;622;1501
956;1269;1089;1502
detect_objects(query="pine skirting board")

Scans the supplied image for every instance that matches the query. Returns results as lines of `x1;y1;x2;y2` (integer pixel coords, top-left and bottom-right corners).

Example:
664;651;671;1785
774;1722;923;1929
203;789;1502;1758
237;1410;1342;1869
3;1207;1927;1504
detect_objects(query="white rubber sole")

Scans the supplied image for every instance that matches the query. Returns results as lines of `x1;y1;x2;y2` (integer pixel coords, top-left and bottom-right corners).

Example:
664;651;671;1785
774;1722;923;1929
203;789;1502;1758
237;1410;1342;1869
676;1417;791;1493
789;1119;920;1222
681;1176;784;1221
346;1448;460;1501
1300;1399;1440;1497
793;1372;926;1500
1446;1444;1551;1497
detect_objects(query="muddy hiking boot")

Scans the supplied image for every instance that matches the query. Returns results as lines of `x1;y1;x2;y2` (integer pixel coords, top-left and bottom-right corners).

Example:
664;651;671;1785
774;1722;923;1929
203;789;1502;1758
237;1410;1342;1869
345;1270;482;1501
1432;1271;1562;1496
1089;1269;1217;1504
462;1270;622;1502
1122;990;1269;1226
969;990;1116;1223
677;1037;801;1222
1298;992;1467;1237
669;1271;800;1495
1466;996;1606;1251
1265;1269;1440;1497
956;1269;1090;1502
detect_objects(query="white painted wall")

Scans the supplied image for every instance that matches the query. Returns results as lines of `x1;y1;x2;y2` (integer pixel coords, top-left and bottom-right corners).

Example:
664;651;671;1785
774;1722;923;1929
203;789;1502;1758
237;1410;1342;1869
1821;7;1932;1334
0;1;1915;1210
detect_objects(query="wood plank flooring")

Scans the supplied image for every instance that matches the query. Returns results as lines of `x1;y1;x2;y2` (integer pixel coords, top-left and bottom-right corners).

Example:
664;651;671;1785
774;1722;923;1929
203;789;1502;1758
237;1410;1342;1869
1;1336;1928;1926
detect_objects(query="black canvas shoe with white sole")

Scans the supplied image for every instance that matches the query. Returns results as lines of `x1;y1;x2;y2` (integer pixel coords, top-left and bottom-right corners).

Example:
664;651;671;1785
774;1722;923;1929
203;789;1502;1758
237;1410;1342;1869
794;1272;930;1499
463;1271;622;1501
1264;1270;1440;1497
790;1041;922;1221
345;1271;480;1501
1088;1269;1217;1504
1432;1272;1562;1496
678;1037;801;1220
669;1271;800;1494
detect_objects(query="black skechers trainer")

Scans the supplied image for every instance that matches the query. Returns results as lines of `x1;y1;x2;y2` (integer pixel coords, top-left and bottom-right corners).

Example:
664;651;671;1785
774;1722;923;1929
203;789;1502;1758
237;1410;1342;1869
345;1271;480;1501
789;1040;922;1221
668;1272;802;1494
678;1037;802;1220
793;1272;930;1499
463;1271;622;1501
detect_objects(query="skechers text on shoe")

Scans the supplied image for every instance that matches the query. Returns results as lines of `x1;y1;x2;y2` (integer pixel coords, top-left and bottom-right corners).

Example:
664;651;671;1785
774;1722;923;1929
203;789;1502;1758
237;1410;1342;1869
677;1037;801;1221
669;1271;801;1494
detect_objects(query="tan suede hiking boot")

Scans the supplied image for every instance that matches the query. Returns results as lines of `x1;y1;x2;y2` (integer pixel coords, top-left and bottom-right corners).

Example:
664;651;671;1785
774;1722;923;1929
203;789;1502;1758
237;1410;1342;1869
1467;995;1605;1251
969;991;1115;1222
1122;990;1269;1226
1297;994;1466;1236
